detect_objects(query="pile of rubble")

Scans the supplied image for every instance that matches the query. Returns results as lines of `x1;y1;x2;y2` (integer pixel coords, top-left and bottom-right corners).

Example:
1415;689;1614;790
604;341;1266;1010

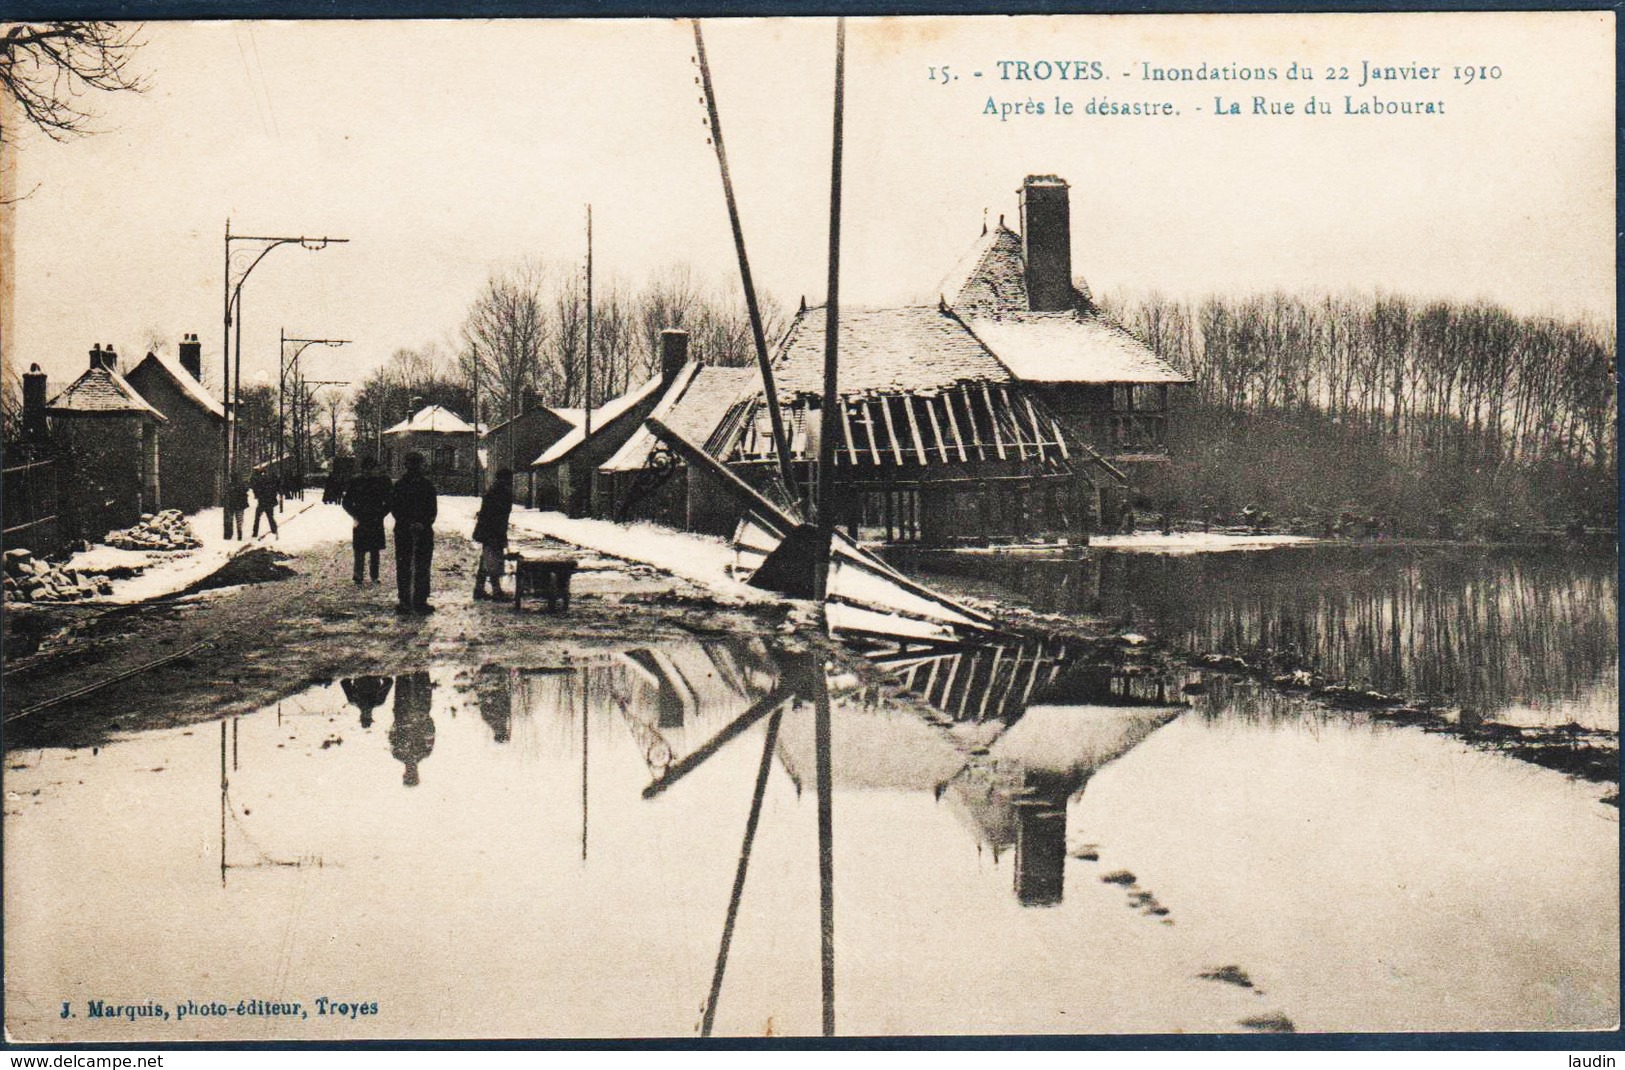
105;510;201;551
3;549;114;603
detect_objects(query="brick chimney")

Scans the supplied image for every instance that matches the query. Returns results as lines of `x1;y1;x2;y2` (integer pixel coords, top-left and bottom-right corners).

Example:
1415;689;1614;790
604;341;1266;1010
1021;175;1073;312
22;363;47;441
178;333;203;381
660;329;689;387
89;344;105;370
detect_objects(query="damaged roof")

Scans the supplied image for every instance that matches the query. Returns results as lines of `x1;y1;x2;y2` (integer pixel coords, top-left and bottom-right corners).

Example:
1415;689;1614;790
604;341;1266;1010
46;365;167;421
965;312;1192;385
601;363;758;473
771;306;1013;399
532;371;669;467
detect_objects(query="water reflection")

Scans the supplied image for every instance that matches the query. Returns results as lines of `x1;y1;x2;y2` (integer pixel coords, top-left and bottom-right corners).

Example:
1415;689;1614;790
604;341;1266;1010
10;629;1616;1040
896;545;1619;726
340;676;392;730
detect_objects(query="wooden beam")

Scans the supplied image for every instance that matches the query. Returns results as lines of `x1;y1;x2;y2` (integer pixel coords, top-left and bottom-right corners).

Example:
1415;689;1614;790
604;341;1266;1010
838;399;858;466
1047;414;1071;459
1021;392;1051;462
955;387;985;461
922;395;950;462
980;383;1008;460
878;396;905;466
901;396;929;465
860;399;882;465
997;385;1029;461
939;392;969;463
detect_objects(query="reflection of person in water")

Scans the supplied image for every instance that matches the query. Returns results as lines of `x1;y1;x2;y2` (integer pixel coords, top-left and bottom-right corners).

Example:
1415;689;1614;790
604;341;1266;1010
389;671;436;786
477;665;512;744
340;675;393;729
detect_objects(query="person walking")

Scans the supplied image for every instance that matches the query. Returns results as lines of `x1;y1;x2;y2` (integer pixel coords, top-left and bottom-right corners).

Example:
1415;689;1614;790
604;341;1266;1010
250;467;279;538
226;473;249;540
342;455;393;585
472;467;514;601
390;451;438;613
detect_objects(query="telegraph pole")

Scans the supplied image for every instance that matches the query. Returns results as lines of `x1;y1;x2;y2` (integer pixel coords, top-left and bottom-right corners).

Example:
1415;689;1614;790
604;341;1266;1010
584;204;594;440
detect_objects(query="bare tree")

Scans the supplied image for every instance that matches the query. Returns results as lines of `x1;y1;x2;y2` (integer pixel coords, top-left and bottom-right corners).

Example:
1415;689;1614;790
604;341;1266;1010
1;22;145;142
462;260;548;427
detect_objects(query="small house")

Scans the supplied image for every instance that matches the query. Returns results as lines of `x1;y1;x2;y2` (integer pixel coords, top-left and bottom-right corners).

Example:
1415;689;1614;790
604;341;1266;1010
40;344;167;538
124;333;226;515
529;331;691;516
382;405;482;495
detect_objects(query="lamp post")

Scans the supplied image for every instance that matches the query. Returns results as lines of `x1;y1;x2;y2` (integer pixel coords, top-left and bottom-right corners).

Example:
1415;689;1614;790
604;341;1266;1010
303;381;350;481
221;221;349;537
279;332;350;491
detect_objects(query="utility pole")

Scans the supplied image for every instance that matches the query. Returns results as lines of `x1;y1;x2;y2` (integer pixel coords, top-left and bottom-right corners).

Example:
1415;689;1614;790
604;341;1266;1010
814;18;847;607
585;204;594;440
220;225;349;537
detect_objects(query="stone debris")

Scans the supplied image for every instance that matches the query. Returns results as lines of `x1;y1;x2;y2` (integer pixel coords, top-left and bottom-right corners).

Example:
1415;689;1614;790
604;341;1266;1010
105;510;201;551
2;548;114;603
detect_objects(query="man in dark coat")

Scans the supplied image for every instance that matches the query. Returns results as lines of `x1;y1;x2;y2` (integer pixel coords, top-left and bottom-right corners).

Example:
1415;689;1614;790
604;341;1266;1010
390;451;438;612
472;467;514;600
342;455;393;585
250;467;279;537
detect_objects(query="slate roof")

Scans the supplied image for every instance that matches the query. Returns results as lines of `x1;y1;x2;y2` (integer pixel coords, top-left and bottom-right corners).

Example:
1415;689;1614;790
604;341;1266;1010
383;405;481;436
601;364;759;473
965;312;1192;384
770;306;1014;399
532;373;668;467
45;366;167;421
126;351;226;419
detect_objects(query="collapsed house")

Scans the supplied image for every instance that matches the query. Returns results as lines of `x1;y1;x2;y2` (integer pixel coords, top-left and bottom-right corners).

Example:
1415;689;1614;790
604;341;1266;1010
541;175;1188;544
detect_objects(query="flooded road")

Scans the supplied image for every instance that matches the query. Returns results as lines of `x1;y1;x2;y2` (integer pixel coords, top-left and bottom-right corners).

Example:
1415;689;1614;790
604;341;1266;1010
895;542;1619;731
6;614;1617;1038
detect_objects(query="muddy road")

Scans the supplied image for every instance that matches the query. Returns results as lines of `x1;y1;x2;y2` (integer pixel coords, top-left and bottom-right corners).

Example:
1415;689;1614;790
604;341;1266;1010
3;524;798;752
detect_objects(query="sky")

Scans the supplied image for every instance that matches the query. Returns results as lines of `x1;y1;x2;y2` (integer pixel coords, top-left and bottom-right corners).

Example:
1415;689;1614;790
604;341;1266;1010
4;13;1615;397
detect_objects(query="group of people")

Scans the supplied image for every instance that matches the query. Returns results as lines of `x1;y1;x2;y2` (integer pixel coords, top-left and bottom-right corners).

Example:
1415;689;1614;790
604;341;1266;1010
338;452;515;614
225;467;285;540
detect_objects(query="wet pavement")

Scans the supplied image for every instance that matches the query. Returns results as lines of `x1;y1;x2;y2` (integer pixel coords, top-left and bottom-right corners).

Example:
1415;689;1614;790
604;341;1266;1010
3;525;1617;1039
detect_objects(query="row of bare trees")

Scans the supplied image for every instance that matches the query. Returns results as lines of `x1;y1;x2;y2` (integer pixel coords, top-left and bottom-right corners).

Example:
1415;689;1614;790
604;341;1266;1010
352;260;784;448
1104;291;1617;529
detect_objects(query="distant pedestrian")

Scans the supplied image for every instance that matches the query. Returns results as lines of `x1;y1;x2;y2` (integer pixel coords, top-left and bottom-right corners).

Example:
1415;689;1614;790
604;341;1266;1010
390;451;438;613
342;455;392;584
250;468;279;537
226;474;249;540
472;468;515;601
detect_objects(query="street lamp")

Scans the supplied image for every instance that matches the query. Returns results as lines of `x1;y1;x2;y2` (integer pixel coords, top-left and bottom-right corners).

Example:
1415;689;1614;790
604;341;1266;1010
279;331;350;489
300;380;350;487
220;221;349;537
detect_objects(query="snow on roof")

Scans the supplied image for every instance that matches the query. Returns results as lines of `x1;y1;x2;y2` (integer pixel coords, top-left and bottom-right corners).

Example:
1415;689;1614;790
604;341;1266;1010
383;405;479;436
46;365;167;421
552;407;586;429
600;363;758;473
127;351;225;418
937;223;1094;315
965;312;1191;384
770;305;1013;399
531;373;668;467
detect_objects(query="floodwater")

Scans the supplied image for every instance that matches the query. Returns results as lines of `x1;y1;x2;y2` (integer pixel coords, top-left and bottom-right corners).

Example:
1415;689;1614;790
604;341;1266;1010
896;542;1620;730
4;545;1619;1040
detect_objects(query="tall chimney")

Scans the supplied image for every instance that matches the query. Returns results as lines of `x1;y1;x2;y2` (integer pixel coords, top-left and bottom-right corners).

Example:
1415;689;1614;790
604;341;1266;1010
22;363;47;441
660;329;689;387
89;344;105;370
178;333;203;381
1021;175;1073;312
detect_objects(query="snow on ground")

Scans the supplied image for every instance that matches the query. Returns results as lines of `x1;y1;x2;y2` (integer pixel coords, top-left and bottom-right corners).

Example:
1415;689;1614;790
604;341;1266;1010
75;499;337;604
1089;532;1318;554
437;497;776;604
